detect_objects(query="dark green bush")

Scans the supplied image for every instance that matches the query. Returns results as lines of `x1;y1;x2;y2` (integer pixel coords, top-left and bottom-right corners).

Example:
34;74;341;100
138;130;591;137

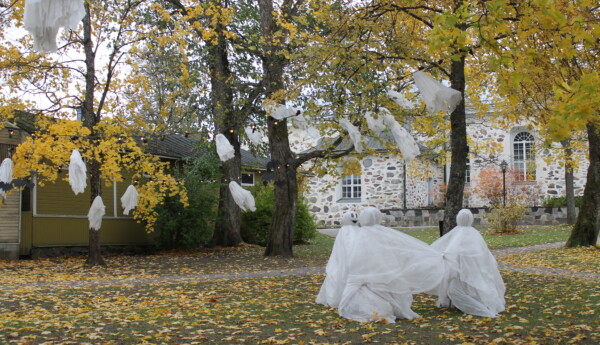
241;184;317;246
541;195;583;207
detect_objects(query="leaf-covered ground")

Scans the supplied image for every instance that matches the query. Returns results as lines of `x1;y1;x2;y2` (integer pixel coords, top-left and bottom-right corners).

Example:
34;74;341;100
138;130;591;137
0;226;596;344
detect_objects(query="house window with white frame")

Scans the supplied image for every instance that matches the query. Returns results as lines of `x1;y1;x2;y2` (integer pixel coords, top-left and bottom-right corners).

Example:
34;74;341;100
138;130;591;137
465;160;471;183
340;174;361;201
513;131;536;181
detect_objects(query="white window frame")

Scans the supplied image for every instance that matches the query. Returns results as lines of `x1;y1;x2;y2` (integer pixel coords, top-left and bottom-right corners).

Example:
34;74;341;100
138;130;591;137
339;174;362;201
513;131;536;181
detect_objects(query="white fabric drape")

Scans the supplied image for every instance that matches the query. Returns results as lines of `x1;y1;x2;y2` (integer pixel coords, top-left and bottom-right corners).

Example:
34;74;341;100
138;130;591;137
430;209;506;317
306;126;321;139
386;90;416;110
120;184;138;215
229;181;256;212
264;103;297;120
215;134;235;162
316;211;360;309
364;110;387;133
382;115;420;163
0;158;14;199
68;149;87;195
24;0;85;53
334;207;445;322
87;195;105;231
245;126;263;146
339;119;363;153
413;71;462;114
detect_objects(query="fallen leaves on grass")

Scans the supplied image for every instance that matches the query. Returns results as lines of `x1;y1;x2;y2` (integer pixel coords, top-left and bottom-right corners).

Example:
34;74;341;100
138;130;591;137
500;246;599;273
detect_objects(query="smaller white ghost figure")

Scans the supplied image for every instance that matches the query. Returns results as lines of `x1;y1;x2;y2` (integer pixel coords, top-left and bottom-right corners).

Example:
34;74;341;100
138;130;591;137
69;149;87;195
364;109;388;133
412;71;462;114
0;157;14;199
264;102;297;120
229;181;256;212
120;184;139;215
87;195;106;231
382;115;420;163
215;134;235;162
386;89;416;110
339;118;363;153
245;126;264;146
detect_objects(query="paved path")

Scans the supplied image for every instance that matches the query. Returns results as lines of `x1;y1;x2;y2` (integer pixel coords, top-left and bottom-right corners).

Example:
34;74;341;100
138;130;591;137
1;242;597;291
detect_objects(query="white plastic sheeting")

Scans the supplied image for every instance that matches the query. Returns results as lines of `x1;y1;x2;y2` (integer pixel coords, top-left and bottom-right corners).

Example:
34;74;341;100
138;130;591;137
87;195;106;231
120;184;138;215
215;134;235;162
430;209;506;317
386;90;416;110
364;108;390;133
264;103;297;120
339;118;363;153
413;71;462;114
24;0;85;52
68;149;87;195
382;115;420;163
245;126;263;146
229;181;256;212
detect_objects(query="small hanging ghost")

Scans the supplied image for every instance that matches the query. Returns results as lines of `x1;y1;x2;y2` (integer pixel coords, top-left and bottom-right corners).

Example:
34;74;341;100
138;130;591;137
245;126;263;146
264;103;297;120
229;181;256;212
0;157;13;199
87;195;105;231
386;90;416;110
412;71;462;114
215;134;235;161
24;0;86;53
120;184;138;215
339;118;363;153
364;109;389;133
69;149;87;195
383;115;420;163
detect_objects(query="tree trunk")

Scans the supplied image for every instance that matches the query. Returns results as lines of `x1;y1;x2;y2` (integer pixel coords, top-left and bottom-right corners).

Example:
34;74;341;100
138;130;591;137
208;10;243;247
259;0;296;257
566;121;599;247
442;56;468;235
82;2;105;266
562;139;576;224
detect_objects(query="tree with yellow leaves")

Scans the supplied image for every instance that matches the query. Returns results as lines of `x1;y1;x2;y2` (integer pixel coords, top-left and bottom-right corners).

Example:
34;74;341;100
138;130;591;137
2;1;188;266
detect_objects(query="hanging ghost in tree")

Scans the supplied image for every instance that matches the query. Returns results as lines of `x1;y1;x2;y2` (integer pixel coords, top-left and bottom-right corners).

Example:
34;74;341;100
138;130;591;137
69;149;87;195
0;157;13;199
386;90;417;110
339;119;363;153
215;134;235;161
364;108;390;133
87;195;105;231
24;0;86;53
412;71;462;114
263;102;297;120
229;181;256;212
120;184;138;215
383;115;420;163
245;126;264;146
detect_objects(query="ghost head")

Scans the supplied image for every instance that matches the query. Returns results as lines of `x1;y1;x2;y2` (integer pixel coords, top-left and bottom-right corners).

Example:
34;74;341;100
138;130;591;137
342;211;359;226
456;209;474;227
358;207;382;226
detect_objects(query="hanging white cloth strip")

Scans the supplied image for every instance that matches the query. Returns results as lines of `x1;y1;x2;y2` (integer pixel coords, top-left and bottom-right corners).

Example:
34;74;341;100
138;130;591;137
245;126;263;146
120;184;138;215
339;119;363;153
68;149;87;195
386;90;416;110
383;115;420;163
24;0;86;53
364;109;388;133
0;158;13;199
215;134;235;162
412;71;462;114
229;181;256;212
264;103;297;120
87;195;105;231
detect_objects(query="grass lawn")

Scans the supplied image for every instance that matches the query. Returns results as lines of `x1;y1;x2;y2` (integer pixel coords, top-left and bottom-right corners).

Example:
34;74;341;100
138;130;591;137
0;224;597;344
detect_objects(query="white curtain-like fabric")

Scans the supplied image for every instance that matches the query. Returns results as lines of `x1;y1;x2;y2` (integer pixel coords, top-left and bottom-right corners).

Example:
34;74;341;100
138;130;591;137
245;126;263;146
87;195;105;231
0;158;14;199
413;71;462;114
24;0;85;53
334;207;445;322
382;115;420;163
386;90;416;110
229;181;256;212
69;149;87;195
339;118;363;153
364;110;387;133
215;134;235;162
316;211;360;309
430;209;506;318
120;184;138;215
264;103;297;120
